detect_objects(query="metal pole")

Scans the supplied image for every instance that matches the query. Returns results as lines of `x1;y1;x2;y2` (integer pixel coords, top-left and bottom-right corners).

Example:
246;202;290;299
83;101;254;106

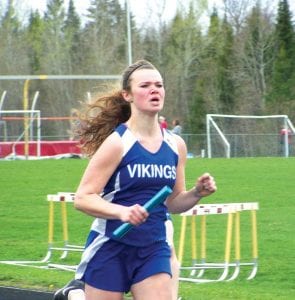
0;75;121;80
30;91;40;141
284;118;289;158
0;90;7;112
23;80;30;159
206;115;211;158
37;111;41;157
126;0;133;65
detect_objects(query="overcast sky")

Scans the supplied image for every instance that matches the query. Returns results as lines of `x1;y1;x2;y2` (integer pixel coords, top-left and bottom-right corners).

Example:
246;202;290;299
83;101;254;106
17;0;211;25
2;0;295;26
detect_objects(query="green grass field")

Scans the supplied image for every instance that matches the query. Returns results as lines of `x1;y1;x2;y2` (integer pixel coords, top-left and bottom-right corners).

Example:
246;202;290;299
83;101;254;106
0;158;294;299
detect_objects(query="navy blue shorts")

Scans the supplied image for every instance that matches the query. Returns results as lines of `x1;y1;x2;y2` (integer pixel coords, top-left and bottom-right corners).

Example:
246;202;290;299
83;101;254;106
82;239;171;293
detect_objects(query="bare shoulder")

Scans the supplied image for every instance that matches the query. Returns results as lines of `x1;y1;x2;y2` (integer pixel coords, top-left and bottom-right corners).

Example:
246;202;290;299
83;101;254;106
91;131;124;165
77;132;124;195
173;133;187;156
103;131;124;150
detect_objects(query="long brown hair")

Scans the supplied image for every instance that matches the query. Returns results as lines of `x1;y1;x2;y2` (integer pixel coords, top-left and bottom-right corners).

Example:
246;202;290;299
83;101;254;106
77;60;157;157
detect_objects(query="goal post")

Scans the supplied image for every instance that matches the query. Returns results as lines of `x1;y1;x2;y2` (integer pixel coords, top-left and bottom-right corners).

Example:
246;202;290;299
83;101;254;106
206;114;295;158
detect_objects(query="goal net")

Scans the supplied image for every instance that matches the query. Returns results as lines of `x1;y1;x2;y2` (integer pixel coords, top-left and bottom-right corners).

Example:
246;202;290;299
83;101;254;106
206;114;295;158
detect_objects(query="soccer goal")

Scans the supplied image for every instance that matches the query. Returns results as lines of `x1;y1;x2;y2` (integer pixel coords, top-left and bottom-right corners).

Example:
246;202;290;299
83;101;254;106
0;110;41;157
206;114;295;158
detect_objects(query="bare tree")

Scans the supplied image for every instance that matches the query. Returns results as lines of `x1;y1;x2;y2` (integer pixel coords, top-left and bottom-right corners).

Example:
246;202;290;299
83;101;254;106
231;2;276;113
223;0;256;34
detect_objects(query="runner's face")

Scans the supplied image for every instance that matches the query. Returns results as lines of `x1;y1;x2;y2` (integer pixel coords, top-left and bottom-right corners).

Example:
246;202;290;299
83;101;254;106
128;69;165;113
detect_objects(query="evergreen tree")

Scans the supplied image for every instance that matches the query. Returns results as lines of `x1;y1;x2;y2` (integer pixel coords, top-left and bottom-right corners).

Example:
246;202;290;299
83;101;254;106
81;0;127;74
0;0;29;112
194;7;221;117
217;16;235;113
269;0;295;104
207;6;220;58
0;0;20;31
236;3;274;113
163;5;203;132
39;0;74;137
64;0;81;73
42;0;66;73
0;0;27;74
26;10;45;73
191;7;234;130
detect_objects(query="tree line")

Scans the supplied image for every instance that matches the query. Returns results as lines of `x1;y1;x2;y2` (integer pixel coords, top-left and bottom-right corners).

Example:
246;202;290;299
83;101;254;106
0;0;294;137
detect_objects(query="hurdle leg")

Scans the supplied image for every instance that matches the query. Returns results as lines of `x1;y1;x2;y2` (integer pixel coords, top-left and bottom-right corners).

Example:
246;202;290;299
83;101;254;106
177;216;187;265
195;215;206;278
247;209;258;280
179;215;207;282
216;211;234;281
190;215;198;276
227;211;241;281
43;199;55;262
60;200;69;259
179;212;234;283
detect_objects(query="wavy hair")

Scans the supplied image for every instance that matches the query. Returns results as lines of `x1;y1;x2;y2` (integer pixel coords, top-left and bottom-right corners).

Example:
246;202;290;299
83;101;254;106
76;60;157;157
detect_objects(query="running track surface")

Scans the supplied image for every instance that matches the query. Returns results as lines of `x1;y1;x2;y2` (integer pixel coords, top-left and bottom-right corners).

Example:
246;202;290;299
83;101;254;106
0;286;54;300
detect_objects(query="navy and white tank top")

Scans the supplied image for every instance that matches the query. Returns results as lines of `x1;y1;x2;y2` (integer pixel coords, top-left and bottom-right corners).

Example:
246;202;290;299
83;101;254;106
90;123;179;246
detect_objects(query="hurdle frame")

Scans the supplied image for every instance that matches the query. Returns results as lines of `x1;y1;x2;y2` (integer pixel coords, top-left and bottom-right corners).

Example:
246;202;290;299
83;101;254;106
44;192;84;271
177;202;259;283
0;196;259;279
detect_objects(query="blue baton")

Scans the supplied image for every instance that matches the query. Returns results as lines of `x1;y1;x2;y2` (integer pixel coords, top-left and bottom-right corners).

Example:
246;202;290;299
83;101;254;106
112;185;173;239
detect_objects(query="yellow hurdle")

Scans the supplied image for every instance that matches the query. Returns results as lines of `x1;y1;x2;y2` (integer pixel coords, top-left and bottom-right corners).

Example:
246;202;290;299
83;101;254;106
178;202;259;283
177;216;187;264
45;192;84;271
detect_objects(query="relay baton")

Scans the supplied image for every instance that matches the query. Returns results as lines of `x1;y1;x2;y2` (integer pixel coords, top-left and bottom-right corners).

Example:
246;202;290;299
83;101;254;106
112;185;173;239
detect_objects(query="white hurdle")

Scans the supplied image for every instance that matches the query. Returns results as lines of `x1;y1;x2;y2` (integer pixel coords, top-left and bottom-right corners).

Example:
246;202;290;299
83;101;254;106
178;202;259;283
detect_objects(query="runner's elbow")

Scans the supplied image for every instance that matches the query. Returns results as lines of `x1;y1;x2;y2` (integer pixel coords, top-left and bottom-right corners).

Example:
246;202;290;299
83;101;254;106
74;194;84;211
